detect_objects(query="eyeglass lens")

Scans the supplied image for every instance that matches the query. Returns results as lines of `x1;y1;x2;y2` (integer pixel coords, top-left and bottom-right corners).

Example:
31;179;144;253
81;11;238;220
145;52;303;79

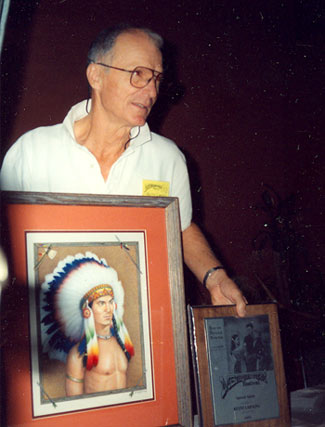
131;67;162;88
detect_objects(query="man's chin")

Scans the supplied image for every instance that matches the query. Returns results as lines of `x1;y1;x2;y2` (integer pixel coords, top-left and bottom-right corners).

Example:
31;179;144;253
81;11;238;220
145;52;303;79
131;116;147;127
129;110;150;127
99;319;112;327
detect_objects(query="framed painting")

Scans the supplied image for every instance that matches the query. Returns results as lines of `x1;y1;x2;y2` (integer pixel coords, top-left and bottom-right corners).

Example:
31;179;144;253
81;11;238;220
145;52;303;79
188;304;290;427
1;191;192;427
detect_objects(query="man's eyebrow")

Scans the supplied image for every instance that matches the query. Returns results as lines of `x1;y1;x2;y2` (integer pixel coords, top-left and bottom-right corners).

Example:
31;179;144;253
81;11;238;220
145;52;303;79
96;296;114;302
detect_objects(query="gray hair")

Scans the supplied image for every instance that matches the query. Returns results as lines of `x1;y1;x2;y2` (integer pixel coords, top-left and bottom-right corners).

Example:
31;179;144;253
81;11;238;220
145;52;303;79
87;24;163;64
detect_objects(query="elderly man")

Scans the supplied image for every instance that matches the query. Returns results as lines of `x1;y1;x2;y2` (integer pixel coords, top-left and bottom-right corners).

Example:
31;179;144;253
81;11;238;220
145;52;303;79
0;25;246;316
41;252;134;396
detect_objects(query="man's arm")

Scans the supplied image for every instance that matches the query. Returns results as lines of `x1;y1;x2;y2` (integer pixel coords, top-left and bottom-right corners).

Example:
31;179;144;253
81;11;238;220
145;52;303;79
182;222;247;317
65;345;85;396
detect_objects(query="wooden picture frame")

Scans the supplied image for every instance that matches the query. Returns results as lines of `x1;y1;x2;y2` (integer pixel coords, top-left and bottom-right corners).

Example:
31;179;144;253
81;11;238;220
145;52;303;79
1;191;192;427
188;304;290;427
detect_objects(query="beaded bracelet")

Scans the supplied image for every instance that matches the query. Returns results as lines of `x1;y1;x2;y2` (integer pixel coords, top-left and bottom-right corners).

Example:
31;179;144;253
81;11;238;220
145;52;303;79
203;266;225;288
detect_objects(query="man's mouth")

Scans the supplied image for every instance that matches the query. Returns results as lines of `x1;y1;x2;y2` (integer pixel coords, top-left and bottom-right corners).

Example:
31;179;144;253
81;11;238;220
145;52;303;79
133;102;151;112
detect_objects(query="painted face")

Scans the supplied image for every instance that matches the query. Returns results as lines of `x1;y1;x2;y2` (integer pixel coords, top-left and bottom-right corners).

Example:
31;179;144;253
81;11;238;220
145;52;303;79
92;294;115;328
246;326;253;335
95;30;163;129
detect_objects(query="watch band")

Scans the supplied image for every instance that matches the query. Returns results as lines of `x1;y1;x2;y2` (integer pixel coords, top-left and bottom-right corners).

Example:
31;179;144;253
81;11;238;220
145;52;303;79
203;266;225;287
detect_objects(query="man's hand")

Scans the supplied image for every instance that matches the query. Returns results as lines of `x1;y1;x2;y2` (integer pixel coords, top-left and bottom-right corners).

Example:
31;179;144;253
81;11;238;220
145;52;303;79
206;271;247;317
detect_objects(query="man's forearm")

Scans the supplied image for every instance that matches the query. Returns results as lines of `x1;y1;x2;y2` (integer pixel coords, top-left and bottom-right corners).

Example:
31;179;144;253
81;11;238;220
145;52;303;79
182;222;246;316
182;222;225;283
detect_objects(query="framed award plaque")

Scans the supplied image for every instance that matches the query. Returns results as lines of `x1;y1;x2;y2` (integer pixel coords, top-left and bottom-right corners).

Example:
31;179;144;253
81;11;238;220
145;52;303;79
188;303;290;427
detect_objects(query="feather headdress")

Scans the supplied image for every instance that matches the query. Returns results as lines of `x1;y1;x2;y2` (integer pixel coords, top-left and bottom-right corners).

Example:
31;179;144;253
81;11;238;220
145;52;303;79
41;252;134;369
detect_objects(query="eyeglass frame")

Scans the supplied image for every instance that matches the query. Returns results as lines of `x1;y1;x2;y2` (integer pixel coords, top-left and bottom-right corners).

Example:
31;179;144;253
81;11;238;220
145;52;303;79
89;59;163;89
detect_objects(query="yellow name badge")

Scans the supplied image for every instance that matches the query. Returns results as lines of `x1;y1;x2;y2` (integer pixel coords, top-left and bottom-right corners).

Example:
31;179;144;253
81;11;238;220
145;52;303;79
142;180;170;197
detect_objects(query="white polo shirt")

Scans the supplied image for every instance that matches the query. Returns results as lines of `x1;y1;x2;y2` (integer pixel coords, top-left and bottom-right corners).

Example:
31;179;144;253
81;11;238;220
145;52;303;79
0;100;192;230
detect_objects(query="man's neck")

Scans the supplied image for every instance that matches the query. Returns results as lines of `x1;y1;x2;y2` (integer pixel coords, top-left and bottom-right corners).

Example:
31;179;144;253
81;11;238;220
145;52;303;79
74;111;131;155
74;110;132;181
97;331;112;340
96;324;112;337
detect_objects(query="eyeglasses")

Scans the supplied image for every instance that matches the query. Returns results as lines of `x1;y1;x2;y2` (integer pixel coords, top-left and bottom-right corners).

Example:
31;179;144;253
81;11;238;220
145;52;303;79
94;62;163;89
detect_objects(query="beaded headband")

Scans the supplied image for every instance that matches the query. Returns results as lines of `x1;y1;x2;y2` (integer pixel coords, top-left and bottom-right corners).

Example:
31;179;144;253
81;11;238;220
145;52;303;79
81;284;114;308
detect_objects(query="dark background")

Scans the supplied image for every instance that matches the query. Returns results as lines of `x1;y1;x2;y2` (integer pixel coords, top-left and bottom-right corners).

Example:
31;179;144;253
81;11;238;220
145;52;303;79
1;0;324;393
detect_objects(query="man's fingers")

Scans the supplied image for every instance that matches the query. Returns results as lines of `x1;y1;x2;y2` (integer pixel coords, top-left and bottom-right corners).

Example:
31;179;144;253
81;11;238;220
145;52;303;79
236;299;247;317
209;281;247;317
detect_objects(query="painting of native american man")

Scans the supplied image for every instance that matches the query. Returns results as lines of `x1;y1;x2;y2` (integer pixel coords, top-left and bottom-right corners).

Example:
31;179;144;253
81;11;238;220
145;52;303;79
40;252;135;396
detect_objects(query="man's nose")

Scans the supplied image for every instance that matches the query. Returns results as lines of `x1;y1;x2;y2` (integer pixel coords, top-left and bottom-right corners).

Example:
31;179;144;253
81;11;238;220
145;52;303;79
144;77;158;98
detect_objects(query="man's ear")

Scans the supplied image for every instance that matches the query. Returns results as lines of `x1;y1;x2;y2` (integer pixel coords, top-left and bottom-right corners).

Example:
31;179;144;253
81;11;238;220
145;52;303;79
86;63;103;91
